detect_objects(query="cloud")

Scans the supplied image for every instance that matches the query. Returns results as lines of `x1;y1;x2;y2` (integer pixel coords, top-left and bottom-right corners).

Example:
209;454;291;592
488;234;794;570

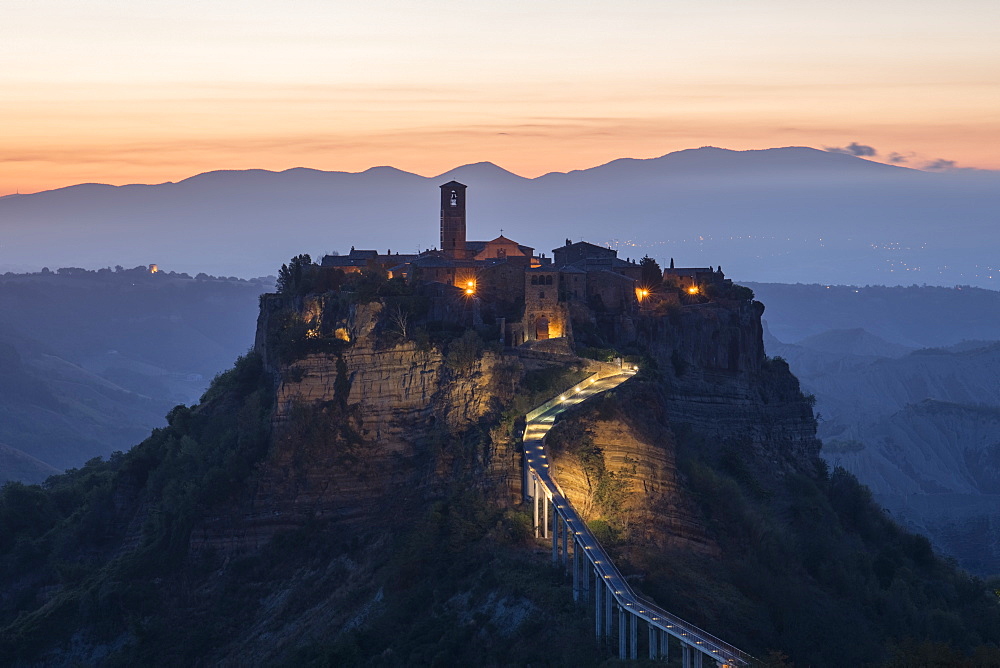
825;142;877;157
887;152;912;164
924;158;956;170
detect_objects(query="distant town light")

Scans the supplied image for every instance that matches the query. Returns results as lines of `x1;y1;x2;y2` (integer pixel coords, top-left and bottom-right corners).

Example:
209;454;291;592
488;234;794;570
687;285;699;295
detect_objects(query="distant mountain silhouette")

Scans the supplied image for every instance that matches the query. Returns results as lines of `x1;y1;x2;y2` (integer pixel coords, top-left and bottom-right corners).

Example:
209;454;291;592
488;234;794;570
0;442;59;485
795;328;915;359
2;147;998;286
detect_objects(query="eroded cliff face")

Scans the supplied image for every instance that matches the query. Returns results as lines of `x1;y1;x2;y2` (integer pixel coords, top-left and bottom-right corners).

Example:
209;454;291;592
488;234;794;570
195;299;524;552
541;299;821;561
545;387;717;555
634;300;820;473
201;295;819;555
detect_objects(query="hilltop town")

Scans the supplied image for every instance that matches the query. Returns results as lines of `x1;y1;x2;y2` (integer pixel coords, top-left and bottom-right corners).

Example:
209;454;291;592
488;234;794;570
286;181;748;355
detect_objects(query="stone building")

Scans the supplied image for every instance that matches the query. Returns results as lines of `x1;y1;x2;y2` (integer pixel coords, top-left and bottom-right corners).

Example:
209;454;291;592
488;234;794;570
320;181;666;350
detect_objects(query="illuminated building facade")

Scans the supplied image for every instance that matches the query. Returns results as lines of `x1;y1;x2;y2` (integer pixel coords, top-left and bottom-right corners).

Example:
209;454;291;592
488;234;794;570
318;181;726;348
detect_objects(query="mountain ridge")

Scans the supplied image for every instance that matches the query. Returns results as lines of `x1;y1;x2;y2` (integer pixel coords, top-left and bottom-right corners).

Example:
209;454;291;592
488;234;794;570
3;147;998;286
12;146;949;196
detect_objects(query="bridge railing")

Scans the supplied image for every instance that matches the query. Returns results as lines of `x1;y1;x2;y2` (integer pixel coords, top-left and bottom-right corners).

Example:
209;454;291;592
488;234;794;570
525;372;602;423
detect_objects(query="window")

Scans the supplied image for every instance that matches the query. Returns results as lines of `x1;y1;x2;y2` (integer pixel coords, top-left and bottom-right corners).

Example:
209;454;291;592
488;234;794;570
450;191;458;207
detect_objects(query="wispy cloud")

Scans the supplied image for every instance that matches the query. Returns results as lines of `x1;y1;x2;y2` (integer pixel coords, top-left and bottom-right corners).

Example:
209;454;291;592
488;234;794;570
924;158;957;170
824;142;877;157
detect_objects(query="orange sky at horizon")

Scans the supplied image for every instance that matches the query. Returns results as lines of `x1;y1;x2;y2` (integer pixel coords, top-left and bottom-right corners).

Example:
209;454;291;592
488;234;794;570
2;0;998;195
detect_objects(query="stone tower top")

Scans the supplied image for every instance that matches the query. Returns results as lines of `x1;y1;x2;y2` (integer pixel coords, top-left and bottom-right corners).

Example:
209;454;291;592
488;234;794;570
440;181;467;260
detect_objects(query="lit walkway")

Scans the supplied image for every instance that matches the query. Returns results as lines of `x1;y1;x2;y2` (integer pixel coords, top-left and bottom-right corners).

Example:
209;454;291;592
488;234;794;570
523;370;755;667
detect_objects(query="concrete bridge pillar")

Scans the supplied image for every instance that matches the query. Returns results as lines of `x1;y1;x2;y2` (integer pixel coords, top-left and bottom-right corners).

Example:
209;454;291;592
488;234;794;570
660;629;669;661
523;454;531;503
618;605;627;659
694;649;703;668
604;581;613;637
572;538;580;601
682;643;692;668
532;478;539;538
582;554;590;602
648;623;658;660
542;493;549;539
562;518;569;567
551;507;559;563
629;610;638;659
594;574;603;639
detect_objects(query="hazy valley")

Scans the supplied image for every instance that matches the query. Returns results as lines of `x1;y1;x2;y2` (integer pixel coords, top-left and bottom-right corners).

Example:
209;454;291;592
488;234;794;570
752;282;1000;575
0;267;271;481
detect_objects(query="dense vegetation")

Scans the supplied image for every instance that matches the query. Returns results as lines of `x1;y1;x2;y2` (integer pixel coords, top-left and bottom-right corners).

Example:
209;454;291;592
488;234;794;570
560;382;1000;667
0;352;273;664
3;262;1000;666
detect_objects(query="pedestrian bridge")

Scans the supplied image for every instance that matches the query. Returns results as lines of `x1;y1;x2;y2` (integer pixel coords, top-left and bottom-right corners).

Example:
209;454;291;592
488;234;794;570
522;370;755;667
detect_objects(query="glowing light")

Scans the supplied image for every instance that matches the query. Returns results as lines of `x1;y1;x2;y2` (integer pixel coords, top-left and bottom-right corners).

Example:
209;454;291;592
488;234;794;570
636;287;650;301
687;285;699;295
334;327;351;342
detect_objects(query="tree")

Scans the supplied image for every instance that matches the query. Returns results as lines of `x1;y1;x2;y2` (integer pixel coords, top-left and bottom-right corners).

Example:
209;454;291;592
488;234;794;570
387;304;410;340
639;255;662;288
277;254;314;296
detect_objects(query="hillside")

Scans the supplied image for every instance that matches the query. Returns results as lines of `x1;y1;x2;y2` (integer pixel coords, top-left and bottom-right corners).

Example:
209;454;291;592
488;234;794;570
0;268;271;473
2;147;999;288
0;443;59;485
759;292;1000;575
1;270;998;666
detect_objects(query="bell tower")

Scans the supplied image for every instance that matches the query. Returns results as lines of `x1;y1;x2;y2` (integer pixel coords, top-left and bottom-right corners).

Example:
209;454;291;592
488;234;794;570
440;181;467;259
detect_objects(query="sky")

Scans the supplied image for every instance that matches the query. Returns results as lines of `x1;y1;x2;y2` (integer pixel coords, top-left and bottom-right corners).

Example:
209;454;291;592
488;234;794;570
2;0;999;195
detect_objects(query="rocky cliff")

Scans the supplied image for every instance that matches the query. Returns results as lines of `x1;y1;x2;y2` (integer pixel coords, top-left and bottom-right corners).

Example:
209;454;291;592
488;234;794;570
195;297;526;553
634;300;820;472
4;287;999;667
